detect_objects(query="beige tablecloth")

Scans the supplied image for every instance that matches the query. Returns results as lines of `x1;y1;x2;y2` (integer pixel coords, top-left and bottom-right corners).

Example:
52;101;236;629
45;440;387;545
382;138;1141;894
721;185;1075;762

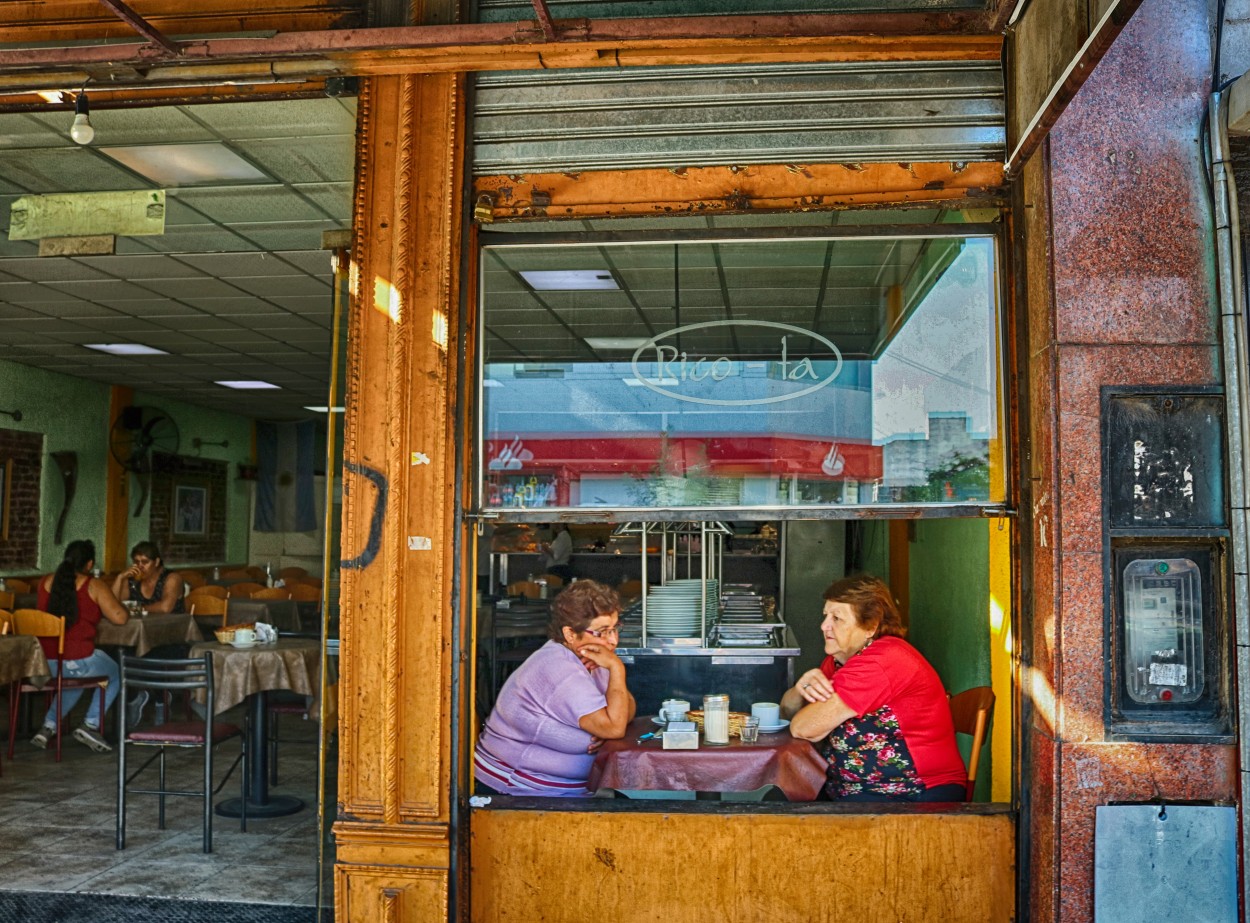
97;611;204;657
188;638;321;714
0;635;51;687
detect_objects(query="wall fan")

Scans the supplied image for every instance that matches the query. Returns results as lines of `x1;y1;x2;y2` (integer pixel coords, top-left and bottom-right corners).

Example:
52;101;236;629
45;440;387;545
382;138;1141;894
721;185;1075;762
109;406;180;516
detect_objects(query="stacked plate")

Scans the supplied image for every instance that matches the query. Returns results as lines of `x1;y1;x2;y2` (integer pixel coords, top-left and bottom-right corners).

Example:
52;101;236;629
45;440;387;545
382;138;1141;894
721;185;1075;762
642;579;719;638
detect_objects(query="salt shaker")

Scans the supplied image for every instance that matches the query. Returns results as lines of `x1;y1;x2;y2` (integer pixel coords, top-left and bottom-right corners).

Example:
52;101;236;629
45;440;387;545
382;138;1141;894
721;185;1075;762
702;693;730;746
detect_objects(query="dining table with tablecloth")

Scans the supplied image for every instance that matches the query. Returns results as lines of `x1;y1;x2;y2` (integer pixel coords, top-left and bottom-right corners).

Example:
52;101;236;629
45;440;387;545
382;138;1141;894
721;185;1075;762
0;634;51;688
97;611;204;657
588;716;828;801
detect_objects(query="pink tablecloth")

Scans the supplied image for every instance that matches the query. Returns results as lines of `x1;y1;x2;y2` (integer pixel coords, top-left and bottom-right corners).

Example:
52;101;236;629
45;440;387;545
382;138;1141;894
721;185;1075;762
588;716;827;801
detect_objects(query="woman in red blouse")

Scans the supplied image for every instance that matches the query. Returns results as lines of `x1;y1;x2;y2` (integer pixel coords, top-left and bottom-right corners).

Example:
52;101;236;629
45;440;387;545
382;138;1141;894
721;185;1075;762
781;574;967;802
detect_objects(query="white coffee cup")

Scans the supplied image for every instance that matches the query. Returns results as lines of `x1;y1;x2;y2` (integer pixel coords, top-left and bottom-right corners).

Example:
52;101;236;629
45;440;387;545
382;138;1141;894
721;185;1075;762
232;627;256;645
751;702;780;727
661;698;690;722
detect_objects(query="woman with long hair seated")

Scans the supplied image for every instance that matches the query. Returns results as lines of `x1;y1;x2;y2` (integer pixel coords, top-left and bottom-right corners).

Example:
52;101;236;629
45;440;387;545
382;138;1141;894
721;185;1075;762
474;580;635;796
32;539;133;752
782;574;967;802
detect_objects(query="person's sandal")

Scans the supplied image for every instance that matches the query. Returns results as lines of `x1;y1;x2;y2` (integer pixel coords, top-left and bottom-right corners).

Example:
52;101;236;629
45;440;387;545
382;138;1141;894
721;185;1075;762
72;725;113;753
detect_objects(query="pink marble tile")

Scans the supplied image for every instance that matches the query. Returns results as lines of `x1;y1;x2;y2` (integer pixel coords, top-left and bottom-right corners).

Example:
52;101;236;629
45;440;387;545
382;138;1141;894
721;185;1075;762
1056;552;1107;743
1055;345;1220;417
1048;0;1216;349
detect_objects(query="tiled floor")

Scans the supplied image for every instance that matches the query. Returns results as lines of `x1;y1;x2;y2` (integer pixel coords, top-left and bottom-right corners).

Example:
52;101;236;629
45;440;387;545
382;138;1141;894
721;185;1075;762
0;696;331;910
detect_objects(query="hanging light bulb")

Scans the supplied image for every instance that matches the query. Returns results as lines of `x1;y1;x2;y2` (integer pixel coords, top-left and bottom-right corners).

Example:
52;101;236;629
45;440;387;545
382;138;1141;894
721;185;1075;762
69;91;94;145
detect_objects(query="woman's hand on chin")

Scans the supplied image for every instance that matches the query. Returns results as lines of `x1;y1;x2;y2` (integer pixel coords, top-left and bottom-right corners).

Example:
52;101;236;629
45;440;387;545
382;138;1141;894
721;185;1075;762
575;642;622;673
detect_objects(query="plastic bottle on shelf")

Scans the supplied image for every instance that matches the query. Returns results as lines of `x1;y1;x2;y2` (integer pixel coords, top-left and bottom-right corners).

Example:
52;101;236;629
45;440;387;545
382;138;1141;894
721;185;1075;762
212;566;220;580
265;563;274;587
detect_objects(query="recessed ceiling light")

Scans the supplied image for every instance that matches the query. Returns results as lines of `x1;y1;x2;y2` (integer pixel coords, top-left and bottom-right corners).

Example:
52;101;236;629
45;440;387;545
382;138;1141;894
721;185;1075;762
303;405;346;412
84;343;169;356
216;380;280;390
519;270;619;291
482;379;502;388
585;337;650;350
98;142;269;186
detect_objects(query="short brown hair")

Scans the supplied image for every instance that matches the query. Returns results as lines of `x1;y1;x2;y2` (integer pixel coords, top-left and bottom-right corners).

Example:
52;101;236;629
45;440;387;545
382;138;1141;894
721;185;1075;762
547;580;621;642
823;574;906;639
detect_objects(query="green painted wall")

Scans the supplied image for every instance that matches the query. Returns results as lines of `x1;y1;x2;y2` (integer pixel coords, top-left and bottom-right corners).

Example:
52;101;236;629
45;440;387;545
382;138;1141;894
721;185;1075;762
906;518;992;800
784;520;847;678
129;392;255;566
0;357;255;575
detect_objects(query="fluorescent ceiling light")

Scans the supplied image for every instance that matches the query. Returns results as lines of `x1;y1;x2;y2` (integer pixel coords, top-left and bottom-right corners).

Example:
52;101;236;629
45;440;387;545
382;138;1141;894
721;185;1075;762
98;143;269;186
519;270;619;291
304;405;346;412
482;379;503;388
216;380;280;390
84;343;168;356
623;377;679;387
585;337;650;350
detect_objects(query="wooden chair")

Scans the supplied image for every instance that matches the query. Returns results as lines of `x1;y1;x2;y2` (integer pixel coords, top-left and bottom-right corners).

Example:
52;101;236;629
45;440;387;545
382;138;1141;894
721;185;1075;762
285;576;323;590
244;566;267;581
278;566;308;580
0;610;13;634
5;579;30;594
537;574;565;588
226;582;265;598
7;609;110;762
187;585;228;601
180;571;206;590
190;596;228;629
0;590;14;610
251;587;292;600
506;580;544;600
116;653;246;853
949;685;996;801
288;583;321;603
220;569;252;581
617;579;643;600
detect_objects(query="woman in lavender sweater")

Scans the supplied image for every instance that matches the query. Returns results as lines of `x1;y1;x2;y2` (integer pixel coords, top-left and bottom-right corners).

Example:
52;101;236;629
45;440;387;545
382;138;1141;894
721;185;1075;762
475;580;635;796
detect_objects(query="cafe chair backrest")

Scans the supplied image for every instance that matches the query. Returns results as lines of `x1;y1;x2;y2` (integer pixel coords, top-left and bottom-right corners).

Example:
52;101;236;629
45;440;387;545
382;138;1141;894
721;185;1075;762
13;608;65;655
0;590;13;610
245;566;267;581
537;573;565;588
180;570;207;590
227;582;265;598
5;578;30;594
617;579;643;600
251;586;292;600
188;585;228;601
0;611;10;634
220;569;252;580
948;685;995;801
506;580;543;600
190;595;228;623
288;583;321;602
278;566;308;579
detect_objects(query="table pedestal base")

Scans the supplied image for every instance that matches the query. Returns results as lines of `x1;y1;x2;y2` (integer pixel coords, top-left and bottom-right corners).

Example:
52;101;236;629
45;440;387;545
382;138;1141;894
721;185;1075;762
216;794;304;818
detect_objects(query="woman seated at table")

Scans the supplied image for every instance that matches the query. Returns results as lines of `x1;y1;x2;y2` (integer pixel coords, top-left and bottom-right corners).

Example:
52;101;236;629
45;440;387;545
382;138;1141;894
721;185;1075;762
32;539;132;753
781;574;967;802
474;580;635;796
111;540;185;614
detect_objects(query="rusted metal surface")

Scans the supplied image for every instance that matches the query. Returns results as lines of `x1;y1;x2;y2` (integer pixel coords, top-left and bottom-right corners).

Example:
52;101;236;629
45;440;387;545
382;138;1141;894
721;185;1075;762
95;0;184;56
530;0;558;40
0;13;1001;98
474;161;1005;220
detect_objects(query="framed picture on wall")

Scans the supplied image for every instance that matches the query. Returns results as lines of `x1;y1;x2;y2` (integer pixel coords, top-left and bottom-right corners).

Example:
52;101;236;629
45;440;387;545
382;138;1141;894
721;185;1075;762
173;484;207;536
0;458;11;541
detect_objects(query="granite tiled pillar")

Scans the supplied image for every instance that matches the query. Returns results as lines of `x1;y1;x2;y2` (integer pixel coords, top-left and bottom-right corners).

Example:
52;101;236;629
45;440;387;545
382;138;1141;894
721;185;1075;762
1026;0;1238;918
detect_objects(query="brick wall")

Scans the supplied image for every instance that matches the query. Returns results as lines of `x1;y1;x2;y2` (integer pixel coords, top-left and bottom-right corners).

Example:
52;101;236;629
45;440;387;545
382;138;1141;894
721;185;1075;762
149;452;227;563
0;428;43;568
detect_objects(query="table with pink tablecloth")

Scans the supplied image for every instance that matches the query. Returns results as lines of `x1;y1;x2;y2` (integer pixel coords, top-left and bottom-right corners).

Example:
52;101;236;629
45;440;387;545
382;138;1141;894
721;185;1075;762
588;716;827;801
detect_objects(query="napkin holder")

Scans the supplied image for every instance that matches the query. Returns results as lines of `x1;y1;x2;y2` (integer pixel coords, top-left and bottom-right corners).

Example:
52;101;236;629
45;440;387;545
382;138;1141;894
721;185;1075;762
662;720;698;750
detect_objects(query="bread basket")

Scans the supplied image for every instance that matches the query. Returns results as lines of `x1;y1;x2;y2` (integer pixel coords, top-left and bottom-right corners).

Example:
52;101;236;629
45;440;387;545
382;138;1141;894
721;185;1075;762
214;623;255;644
686;710;750;739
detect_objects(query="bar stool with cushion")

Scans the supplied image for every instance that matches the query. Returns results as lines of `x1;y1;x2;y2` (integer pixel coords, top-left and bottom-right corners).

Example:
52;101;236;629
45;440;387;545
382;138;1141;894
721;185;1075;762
116;653;246;853
7;609;109;763
948;685;996;800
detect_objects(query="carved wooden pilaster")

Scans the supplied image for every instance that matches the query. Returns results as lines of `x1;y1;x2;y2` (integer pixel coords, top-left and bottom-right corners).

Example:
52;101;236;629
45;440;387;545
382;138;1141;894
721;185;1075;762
335;70;465;923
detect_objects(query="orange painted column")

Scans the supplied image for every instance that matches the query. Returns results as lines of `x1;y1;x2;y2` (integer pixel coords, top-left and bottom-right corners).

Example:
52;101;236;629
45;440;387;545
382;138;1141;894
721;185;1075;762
332;72;467;923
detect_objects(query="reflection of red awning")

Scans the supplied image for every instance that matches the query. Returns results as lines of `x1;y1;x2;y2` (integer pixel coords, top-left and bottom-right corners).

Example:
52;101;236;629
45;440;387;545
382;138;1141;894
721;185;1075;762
486;434;881;479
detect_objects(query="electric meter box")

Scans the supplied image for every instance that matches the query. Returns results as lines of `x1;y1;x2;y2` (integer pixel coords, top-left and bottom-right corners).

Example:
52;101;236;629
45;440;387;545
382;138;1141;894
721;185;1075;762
1102;388;1232;741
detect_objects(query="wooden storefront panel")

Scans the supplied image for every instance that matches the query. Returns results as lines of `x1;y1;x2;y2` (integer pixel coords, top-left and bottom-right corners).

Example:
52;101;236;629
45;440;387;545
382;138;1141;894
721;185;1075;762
471;809;1015;923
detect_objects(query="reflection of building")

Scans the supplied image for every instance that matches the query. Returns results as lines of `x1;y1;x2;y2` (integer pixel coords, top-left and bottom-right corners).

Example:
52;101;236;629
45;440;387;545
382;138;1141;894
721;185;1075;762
881;412;990;499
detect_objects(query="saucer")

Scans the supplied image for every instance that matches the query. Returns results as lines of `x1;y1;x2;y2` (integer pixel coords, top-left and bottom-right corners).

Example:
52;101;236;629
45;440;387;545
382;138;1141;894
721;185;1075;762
756;719;790;733
230;639;257;649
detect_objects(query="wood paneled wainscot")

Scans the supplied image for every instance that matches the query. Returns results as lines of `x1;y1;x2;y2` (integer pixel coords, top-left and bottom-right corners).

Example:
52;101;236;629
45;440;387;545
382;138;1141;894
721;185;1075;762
471;803;1014;923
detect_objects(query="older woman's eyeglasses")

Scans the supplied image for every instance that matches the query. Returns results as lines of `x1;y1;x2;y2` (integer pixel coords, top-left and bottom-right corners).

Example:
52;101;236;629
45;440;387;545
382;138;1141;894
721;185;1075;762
583;625;620;639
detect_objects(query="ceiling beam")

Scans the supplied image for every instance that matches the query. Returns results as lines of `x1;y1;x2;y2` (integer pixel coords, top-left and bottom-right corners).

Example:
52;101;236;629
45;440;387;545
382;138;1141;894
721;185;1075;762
0;12;1001;98
95;0;184;56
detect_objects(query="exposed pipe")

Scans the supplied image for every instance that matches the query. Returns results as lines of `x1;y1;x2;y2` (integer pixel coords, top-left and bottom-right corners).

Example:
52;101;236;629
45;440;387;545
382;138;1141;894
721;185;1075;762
1207;87;1250;916
95;0;183;56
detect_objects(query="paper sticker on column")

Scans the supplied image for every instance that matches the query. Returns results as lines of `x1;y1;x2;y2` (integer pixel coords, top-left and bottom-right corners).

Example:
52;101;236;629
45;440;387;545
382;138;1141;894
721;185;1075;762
411;452;430;466
1149;662;1187;686
408;536;432;551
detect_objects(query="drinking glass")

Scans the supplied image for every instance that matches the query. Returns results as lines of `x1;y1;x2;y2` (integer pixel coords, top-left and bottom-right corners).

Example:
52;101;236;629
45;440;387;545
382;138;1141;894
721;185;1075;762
739;716;760;744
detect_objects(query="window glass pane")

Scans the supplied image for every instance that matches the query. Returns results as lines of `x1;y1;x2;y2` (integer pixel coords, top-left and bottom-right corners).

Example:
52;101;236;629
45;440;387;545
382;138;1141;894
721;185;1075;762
480;235;1002;511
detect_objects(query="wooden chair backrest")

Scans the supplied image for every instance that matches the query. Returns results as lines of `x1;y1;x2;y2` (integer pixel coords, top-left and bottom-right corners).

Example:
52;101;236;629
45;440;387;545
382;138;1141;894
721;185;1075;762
188;585;228;600
537;574;565;588
190;596;228;619
245;566;267;581
506;580;543;600
0;590;13;610
6;578;31;594
180;571;207;589
285;576;323;589
227;582;265;598
13;608;64;655
948;685;995;800
251;586;292;600
288;584;322;602
278;566;308;579
0;609;12;634
617;579;643;599
220;569;252;580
